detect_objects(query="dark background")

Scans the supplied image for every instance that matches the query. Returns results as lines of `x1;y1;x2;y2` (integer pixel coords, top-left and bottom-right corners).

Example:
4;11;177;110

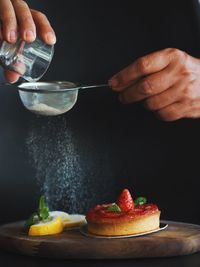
1;0;200;228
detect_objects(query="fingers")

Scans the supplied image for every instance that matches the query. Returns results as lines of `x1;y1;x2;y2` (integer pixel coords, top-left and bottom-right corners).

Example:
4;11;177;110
31;9;56;45
156;102;188;122
0;0;17;43
144;81;186;111
119;64;179;104
4;69;20;83
11;0;36;42
110;49;173;91
0;0;56;45
0;0;56;84
109;48;200;121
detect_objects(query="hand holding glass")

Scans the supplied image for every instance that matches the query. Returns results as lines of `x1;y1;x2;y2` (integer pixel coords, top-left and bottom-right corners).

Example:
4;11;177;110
0;37;54;82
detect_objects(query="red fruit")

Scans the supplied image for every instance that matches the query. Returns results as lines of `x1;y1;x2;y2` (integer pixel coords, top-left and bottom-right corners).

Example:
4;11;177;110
116;189;134;212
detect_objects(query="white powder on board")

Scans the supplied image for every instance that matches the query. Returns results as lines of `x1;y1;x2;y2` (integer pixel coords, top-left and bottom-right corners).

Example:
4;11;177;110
25;116;116;213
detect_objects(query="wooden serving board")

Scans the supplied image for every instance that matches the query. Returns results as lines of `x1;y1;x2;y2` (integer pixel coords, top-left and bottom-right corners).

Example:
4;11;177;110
0;220;200;259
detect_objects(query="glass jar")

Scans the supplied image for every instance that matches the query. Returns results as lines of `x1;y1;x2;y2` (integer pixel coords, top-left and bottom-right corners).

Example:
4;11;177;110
0;37;54;82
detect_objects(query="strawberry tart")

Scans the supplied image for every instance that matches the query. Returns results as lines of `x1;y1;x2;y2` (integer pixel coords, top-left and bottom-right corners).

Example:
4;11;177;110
86;189;160;236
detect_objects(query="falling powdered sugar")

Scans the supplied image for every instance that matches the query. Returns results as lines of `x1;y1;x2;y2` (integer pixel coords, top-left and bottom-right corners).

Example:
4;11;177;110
25;116;116;213
26;117;86;212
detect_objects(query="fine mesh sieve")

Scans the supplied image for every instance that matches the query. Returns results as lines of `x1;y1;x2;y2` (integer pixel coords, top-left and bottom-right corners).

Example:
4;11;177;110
17;81;108;116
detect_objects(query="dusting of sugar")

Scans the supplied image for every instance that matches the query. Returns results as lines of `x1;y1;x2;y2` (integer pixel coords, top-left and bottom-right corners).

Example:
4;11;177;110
28;103;63;116
25;116;116;213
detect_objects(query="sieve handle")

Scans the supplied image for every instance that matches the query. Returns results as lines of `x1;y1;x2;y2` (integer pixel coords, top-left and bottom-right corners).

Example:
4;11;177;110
79;84;109;90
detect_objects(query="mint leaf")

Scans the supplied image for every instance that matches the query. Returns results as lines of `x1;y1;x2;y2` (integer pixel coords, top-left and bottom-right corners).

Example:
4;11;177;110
106;203;121;213
25;196;50;230
39;196;46;211
38;196;49;221
134;197;147;207
24;212;39;228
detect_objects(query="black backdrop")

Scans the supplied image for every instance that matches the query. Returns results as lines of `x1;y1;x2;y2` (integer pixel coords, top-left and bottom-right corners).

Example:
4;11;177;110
0;0;200;225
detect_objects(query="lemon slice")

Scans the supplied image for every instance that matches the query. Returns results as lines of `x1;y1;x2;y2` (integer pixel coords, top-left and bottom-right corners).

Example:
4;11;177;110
28;216;63;236
63;214;86;228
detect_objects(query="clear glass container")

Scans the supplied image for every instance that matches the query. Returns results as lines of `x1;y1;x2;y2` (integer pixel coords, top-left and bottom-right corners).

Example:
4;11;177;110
0;37;54;81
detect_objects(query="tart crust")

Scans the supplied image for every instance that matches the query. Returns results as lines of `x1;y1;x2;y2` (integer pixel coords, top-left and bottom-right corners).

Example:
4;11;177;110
87;211;160;236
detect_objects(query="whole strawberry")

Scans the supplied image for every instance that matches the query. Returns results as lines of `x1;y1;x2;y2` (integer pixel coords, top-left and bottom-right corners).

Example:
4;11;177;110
117;189;134;212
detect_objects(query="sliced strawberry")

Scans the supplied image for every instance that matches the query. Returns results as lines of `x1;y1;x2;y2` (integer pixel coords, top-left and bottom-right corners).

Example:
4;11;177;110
116;188;134;212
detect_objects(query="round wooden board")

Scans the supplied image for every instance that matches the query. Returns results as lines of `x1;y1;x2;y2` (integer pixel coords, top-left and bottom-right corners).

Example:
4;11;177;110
0;220;200;259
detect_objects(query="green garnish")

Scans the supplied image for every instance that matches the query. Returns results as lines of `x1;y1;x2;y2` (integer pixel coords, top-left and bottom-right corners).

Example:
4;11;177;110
134;197;147;207
106;203;121;213
38;196;49;221
24;212;39;229
24;196;49;229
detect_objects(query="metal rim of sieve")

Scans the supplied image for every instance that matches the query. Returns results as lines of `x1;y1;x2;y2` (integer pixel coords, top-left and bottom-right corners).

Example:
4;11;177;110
18;81;79;94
